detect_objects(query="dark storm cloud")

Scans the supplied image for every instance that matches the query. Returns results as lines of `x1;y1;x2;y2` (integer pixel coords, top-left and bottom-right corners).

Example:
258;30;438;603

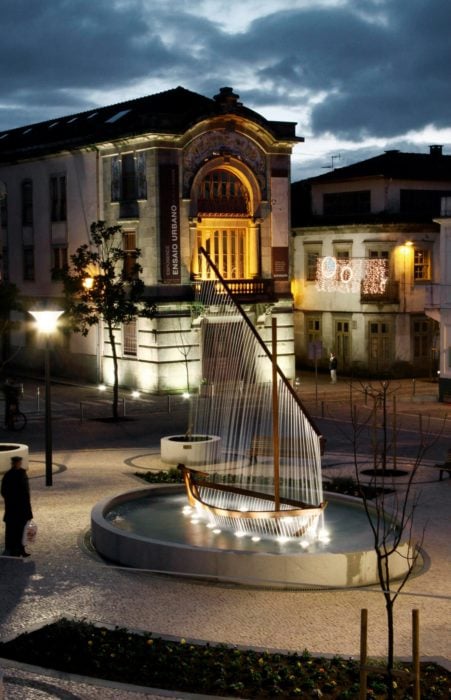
0;0;450;149
223;0;451;139
1;0;174;91
0;0;210;127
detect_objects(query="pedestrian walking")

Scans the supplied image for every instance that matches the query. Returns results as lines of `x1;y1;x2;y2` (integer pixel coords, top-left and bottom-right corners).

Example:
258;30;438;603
1;456;33;557
329;352;338;384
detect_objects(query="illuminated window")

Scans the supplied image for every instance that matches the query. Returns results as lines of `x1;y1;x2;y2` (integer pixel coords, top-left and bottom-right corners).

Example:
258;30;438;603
305;249;320;281
413;249;431;281
194;168;256;281
122;231;138;279
197;228;246;279
197;170;249;216
123;319;137;356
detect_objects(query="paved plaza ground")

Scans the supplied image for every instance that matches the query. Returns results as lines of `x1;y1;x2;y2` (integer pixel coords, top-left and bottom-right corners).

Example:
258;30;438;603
0;373;450;698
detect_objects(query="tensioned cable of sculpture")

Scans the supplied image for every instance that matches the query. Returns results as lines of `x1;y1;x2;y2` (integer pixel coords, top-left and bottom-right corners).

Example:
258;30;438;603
179;248;326;541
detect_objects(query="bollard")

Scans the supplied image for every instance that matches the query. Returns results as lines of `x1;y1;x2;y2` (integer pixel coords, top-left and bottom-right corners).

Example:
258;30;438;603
359;609;368;700
412;609;420;700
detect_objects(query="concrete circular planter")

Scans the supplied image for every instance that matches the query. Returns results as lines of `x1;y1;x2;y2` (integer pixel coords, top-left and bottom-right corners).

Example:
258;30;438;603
160;435;221;466
0;443;29;473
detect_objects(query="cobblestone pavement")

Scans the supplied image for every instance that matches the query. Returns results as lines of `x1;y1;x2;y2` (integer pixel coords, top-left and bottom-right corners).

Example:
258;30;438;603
0;374;450;698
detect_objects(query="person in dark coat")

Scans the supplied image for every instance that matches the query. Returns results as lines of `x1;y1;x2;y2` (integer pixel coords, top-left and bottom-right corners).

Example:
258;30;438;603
1;456;33;557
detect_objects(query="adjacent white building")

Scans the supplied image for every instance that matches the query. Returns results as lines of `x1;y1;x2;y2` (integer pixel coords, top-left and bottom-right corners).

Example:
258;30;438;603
431;196;451;399
291;147;451;378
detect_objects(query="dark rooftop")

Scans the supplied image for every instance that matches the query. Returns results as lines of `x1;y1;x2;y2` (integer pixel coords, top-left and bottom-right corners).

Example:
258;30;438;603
0;86;300;163
296;146;451;185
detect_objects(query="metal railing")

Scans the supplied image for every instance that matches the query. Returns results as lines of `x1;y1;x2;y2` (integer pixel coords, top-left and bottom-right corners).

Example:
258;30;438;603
360;280;400;304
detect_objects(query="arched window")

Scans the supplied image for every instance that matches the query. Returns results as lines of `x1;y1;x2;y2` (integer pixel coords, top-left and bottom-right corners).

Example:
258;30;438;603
193;167;259;281
196;169;249;216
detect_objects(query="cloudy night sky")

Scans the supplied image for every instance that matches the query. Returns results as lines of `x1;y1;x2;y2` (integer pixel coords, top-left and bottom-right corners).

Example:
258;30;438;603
1;0;450;180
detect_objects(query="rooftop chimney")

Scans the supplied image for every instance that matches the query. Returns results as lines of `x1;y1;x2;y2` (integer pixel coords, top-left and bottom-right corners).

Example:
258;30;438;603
429;145;443;157
213;87;242;111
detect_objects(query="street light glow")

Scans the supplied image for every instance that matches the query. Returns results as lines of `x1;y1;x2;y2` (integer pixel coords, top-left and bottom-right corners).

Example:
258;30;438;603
29;308;63;487
29;310;64;333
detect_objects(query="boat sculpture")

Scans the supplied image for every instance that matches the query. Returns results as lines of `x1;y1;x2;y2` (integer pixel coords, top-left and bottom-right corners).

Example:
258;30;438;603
180;249;326;541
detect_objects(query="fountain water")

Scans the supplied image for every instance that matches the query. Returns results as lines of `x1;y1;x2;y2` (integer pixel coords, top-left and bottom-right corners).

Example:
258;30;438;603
177;249;326;542
91;250;418;586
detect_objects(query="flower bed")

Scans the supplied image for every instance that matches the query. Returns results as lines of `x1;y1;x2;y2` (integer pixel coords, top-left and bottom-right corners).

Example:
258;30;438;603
0;619;449;698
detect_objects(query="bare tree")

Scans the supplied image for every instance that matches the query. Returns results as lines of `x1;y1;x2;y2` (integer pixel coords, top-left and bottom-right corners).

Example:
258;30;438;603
347;380;444;697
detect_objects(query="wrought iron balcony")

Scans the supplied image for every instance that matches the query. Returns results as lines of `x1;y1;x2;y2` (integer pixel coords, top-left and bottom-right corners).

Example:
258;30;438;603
360;280;400;304
192;277;275;301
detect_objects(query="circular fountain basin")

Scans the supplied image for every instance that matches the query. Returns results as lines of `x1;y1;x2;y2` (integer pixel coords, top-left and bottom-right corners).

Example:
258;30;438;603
160;435;221;466
0;443;29;473
91;486;419;588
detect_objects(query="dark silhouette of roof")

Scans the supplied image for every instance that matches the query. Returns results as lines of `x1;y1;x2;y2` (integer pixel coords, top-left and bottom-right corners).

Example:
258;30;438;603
297;147;451;185
0;86;300;163
291;147;451;227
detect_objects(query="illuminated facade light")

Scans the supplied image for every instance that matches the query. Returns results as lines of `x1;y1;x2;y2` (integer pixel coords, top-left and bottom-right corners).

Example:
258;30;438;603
316;256;389;295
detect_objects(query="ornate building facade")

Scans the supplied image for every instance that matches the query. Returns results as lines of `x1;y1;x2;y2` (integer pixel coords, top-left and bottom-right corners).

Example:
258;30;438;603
0;87;300;391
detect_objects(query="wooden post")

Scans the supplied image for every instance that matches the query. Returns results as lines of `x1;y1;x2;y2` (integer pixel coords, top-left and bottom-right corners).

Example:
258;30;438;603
393;395;397;471
412;609;420;700
272;317;280;511
359;608;368;700
373;397;378;470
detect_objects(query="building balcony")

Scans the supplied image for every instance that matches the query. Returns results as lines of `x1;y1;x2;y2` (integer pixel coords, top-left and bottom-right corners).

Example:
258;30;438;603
360;280;400;304
193;277;275;302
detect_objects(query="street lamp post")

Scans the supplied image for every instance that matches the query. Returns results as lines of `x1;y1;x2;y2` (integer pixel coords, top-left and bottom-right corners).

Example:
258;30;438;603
29;309;63;487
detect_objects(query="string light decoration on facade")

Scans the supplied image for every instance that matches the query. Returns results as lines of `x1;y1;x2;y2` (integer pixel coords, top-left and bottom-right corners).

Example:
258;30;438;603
315;257;389;294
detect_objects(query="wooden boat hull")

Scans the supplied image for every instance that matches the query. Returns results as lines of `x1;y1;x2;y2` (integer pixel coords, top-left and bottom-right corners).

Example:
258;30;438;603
179;465;326;538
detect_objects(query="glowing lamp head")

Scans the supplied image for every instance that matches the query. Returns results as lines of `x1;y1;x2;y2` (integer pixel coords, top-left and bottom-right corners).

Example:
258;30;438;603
29;309;64;334
83;276;95;291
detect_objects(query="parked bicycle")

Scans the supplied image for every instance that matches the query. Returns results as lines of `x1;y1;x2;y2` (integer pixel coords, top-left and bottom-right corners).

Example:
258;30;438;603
6;403;27;431
2;378;27;431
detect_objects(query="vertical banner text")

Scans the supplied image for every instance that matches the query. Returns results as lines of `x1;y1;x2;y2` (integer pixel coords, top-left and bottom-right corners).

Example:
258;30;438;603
159;164;181;283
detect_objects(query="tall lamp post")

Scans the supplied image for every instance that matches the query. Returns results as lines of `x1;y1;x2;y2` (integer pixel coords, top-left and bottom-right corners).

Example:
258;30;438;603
29;309;63;487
